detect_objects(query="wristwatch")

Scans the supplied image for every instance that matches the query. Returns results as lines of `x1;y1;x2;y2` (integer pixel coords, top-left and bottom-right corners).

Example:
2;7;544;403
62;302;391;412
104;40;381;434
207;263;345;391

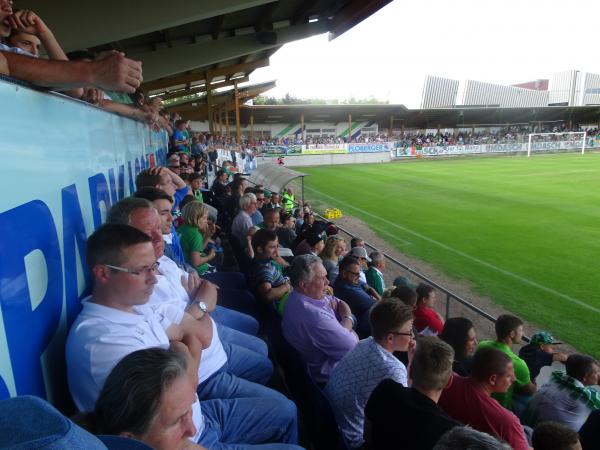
196;301;208;313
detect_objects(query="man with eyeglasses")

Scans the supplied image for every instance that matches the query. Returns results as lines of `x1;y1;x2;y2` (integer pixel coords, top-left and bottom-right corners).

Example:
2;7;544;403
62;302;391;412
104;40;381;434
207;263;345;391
333;256;381;338
66;224;300;447
325;299;415;449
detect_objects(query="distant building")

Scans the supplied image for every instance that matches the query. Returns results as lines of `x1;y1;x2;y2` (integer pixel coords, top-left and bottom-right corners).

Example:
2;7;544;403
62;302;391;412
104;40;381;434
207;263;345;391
421;71;600;108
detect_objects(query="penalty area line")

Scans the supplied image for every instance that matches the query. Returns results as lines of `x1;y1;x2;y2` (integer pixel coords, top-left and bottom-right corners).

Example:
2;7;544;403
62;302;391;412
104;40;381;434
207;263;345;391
305;185;600;315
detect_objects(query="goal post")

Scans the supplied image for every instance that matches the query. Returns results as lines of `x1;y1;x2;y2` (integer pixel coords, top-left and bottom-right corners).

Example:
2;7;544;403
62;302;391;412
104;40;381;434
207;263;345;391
527;131;587;157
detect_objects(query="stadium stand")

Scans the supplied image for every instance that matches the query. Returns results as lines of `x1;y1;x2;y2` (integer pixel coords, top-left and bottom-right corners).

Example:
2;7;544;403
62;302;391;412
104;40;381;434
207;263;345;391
3;1;600;449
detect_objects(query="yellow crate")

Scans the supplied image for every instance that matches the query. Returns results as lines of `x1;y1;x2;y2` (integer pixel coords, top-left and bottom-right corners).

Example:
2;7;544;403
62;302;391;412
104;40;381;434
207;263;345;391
324;208;343;219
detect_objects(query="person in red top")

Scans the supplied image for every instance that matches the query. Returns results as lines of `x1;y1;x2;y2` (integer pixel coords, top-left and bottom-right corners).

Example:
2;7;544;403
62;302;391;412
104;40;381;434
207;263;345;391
414;283;444;336
438;347;531;450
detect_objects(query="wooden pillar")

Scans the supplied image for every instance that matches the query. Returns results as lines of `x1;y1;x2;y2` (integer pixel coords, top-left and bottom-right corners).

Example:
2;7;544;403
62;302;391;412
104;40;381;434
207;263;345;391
437;124;441;134
250;114;255;145
348;113;352;142
389;115;394;136
206;72;214;134
301;113;305;142
225;103;230;138
217;108;222;135
234;81;241;144
400;120;404;134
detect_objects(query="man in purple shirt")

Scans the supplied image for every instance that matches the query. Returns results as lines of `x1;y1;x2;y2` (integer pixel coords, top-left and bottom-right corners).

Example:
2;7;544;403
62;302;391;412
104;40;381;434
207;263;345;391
282;254;359;384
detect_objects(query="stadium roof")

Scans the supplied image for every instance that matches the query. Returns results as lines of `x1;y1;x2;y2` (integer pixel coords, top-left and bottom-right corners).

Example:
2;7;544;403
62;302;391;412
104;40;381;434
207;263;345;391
19;0;392;95
235;104;600;128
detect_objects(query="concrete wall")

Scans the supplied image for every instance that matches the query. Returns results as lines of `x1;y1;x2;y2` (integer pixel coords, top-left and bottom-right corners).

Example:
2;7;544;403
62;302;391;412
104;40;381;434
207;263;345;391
272;151;392;167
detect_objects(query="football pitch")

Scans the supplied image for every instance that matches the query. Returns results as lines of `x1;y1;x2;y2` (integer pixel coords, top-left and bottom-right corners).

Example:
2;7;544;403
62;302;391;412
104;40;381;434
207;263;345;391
299;153;600;357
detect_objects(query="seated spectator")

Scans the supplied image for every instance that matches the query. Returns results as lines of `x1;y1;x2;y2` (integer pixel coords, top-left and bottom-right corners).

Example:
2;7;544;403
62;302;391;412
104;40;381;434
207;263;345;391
88;347;300;449
348;246;370;283
247;229;292;310
531;422;581;450
189;172;205;202
136;166;189;210
350;237;365;248
477;314;536;410
211;170;229;198
66;224;298;442
414;283;444;336
433;427;512;450
519;331;567;381
259;207;281;233
231;193;258;244
365;337;460;450
525;354;600;431
251;189;266;225
438;347;530;450
282;255;358;384
333;256;380;338
365;251;386;296
320;235;347;284
277;213;297;249
440;317;478;376
393;275;417;290
387;284;418;308
579;409;600;450
325;299;414;448
267;192;281;210
303;232;325;256
177;201;217;275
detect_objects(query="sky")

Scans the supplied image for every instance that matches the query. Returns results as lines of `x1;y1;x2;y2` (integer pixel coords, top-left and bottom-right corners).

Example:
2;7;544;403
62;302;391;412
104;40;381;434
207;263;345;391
249;0;600;108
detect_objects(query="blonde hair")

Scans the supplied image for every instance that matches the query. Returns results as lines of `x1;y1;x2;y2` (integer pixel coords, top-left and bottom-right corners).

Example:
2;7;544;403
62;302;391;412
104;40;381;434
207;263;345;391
181;201;208;227
320;235;346;262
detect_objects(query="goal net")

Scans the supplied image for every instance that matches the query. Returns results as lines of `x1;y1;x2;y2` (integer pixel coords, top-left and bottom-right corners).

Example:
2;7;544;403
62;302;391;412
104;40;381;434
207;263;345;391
527;132;587;157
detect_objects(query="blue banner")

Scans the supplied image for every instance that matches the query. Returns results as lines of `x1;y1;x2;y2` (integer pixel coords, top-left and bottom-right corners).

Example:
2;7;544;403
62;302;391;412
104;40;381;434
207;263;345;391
0;79;167;405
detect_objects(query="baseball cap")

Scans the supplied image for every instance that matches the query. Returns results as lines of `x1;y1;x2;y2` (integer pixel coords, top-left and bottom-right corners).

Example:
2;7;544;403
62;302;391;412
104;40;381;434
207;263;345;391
530;331;562;346
349;246;371;262
393;275;417;290
0;395;152;449
307;232;325;247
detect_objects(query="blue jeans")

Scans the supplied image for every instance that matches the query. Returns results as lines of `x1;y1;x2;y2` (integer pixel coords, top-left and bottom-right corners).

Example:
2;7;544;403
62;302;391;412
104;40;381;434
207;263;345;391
221;338;272;384
199;398;300;448
217;322;267;356
213;306;260;336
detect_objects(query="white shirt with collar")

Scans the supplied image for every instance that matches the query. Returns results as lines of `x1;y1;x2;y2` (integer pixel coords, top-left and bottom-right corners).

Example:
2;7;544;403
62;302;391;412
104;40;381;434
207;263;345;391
66;298;204;440
150;255;227;382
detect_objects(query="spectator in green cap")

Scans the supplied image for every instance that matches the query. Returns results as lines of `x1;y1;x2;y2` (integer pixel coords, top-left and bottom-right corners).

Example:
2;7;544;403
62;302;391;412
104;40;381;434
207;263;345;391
519;331;568;381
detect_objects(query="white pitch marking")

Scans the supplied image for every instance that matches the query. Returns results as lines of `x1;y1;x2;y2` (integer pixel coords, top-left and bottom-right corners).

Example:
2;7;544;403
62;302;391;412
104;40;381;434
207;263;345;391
306;185;600;314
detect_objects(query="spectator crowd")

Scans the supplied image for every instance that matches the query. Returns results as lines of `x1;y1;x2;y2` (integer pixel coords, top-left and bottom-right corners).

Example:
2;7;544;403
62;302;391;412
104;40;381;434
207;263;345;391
1;3;599;449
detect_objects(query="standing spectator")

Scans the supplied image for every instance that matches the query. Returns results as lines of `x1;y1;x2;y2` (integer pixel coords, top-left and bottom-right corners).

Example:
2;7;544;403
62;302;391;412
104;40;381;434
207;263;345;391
477;314;536;411
365;251;386;296
333;256;380;338
281;187;295;213
172;120;189;153
438;347;530;450
135;166;190;211
211;170;229;198
519;331;568;381
440;317;478;376
414;283;444;336
525;354;600;431
325;300;415;449
320;235;347;284
282;255;358;384
364;337;459;450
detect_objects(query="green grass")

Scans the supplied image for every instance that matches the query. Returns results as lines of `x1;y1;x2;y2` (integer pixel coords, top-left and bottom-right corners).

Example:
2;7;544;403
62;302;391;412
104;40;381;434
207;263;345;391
299;153;600;358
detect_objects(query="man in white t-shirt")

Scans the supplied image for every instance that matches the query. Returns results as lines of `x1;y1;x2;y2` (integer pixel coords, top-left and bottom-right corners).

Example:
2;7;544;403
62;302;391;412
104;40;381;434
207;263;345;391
66;224;298;447
105;197;287;403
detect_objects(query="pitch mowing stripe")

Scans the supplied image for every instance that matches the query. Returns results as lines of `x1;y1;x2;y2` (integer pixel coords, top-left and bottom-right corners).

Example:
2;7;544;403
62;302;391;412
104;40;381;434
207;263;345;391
305;185;600;315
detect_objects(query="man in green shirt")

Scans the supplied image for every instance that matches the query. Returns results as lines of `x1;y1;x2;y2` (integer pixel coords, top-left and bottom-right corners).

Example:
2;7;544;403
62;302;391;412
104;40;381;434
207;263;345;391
477;314;536;411
365;251;386;296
